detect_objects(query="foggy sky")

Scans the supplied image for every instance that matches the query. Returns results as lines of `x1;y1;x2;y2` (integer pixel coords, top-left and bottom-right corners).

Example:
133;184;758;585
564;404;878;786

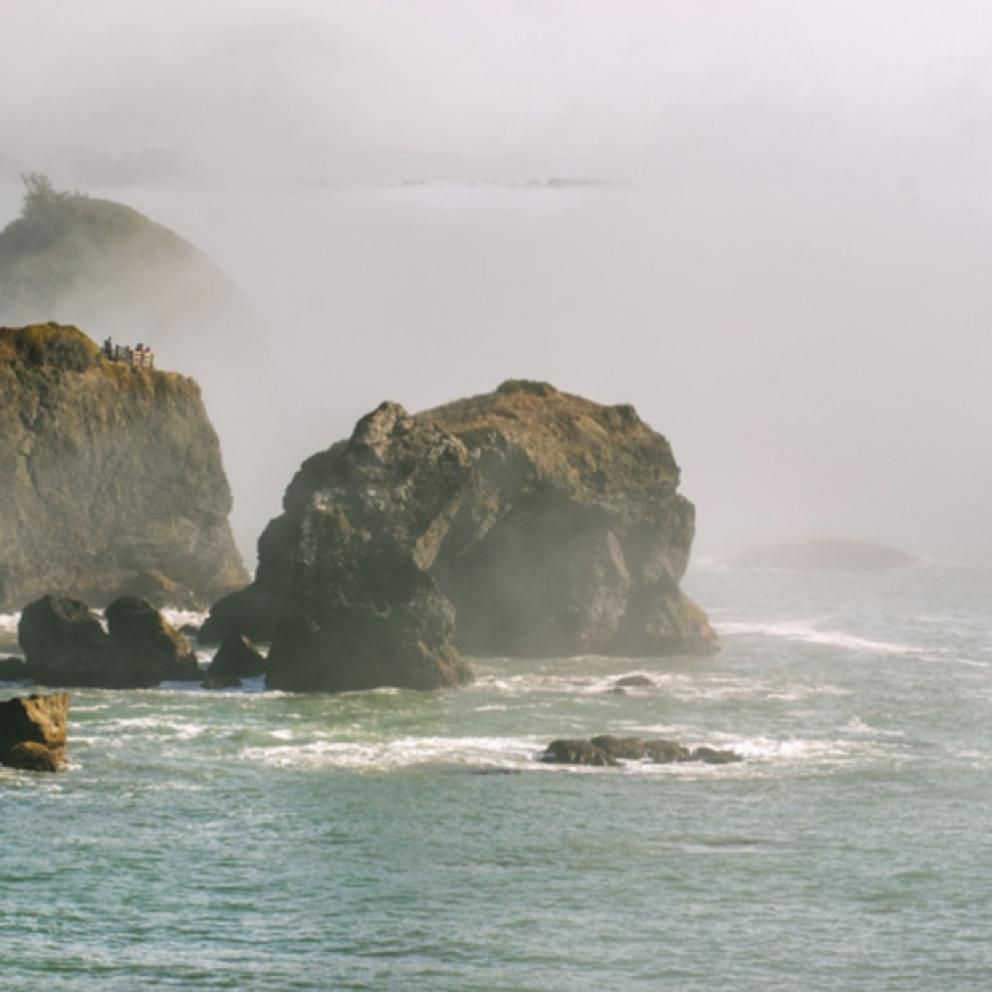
3;1;991;562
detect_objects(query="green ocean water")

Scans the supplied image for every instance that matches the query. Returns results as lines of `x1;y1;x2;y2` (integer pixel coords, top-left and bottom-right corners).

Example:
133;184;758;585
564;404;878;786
2;564;991;991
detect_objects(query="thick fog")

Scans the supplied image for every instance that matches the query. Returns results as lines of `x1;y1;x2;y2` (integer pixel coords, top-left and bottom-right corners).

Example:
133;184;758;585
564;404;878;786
2;0;990;563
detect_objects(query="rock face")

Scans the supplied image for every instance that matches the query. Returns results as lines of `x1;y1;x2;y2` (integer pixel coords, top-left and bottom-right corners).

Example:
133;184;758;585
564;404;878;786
0;323;247;609
18;594;199;688
0;657;28;681
264;402;475;692
105;596;199;681
0;692;69;771
204;381;715;693
423;381;716;658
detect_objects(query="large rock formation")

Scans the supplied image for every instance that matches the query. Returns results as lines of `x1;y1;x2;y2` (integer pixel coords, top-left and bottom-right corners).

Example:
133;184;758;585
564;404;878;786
422;380;716;657
0;176;283;556
204;381;715;692
263;402;475;692
0;323;247;609
0;692;69;771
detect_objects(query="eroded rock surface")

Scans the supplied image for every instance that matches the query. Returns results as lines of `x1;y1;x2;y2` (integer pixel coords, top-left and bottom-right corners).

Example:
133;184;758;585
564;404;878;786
0;692;68;771
0;323;247;610
205;381;716;692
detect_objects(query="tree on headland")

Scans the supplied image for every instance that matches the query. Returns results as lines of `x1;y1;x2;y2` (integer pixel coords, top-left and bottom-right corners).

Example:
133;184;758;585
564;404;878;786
19;172;74;218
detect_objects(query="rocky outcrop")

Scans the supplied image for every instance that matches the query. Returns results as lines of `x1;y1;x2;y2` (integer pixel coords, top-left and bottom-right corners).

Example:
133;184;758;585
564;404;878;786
18;593;199;688
540;736;741;767
105;596;199;681
204;381;715;692
263;402;475;693
0;692;68;771
0;323;247;609
202;634;266;688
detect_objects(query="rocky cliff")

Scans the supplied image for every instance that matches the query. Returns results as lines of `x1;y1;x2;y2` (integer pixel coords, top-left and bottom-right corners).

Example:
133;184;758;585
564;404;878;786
204;380;715;692
0;323;247;609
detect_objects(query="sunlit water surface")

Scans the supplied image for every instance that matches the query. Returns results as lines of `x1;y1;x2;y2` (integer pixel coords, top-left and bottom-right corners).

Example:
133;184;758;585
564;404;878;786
2;564;991;990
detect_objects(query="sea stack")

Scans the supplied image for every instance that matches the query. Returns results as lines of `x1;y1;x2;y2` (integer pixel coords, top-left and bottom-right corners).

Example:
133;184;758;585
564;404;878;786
0;323;247;610
205;380;716;692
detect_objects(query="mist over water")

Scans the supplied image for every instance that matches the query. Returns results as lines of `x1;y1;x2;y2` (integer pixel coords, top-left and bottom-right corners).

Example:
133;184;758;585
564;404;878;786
3;2;991;562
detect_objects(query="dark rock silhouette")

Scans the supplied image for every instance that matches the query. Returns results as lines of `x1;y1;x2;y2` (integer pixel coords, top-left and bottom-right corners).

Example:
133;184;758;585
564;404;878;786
202;634;266;689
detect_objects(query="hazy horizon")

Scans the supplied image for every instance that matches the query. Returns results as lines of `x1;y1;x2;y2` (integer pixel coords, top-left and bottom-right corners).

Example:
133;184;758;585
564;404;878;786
3;0;990;565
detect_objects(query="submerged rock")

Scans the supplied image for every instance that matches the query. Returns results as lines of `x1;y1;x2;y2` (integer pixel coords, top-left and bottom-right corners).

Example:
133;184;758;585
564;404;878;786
202;633;266;688
541;739;619;767
540;736;739;767
206;381;716;691
691;746;743;765
0;692;69;771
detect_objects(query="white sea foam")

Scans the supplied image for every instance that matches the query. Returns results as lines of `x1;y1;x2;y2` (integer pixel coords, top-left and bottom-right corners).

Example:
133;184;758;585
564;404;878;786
239;734;544;772
161;609;209;631
716;619;924;656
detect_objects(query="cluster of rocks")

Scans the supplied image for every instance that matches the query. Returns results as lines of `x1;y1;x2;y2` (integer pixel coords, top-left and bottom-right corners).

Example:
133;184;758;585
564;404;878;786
5;593;270;691
16;594;199;688
540;735;742;767
0;692;68;771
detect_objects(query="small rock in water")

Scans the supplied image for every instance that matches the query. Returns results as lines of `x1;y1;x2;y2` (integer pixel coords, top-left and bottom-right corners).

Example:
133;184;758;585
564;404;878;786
0;692;69;772
644;739;693;763
590;735;647;760
539;735;742;768
691;746;743;765
203;633;266;689
614;674;656;689
541;739;619;767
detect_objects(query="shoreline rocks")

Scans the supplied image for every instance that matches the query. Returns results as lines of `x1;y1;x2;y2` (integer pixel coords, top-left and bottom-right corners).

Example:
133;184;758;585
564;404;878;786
0;692;68;771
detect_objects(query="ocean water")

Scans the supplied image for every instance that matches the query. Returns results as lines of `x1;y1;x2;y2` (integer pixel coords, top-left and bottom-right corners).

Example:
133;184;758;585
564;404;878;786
2;564;991;991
